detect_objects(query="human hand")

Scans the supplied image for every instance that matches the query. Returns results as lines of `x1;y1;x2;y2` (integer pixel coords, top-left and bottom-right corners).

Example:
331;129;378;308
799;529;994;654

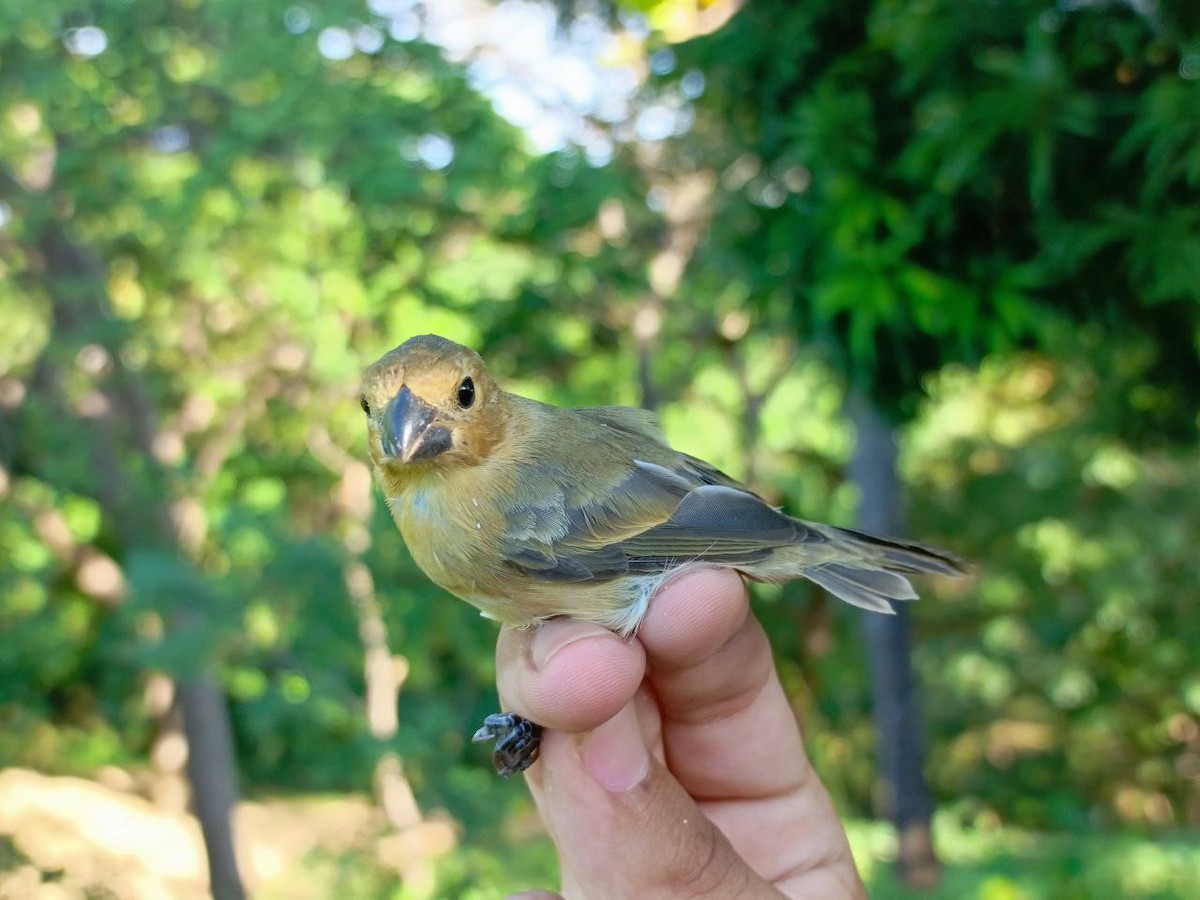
495;568;866;899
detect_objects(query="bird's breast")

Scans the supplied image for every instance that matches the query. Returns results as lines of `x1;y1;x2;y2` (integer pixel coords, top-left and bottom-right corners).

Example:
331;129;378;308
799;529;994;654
391;481;505;598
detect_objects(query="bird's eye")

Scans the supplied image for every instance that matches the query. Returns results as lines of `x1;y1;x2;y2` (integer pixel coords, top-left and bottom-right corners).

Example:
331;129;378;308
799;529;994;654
359;396;371;416
457;377;475;409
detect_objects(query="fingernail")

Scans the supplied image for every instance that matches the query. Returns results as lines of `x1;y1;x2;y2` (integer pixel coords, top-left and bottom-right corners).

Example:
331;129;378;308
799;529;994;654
578;702;649;793
531;620;614;671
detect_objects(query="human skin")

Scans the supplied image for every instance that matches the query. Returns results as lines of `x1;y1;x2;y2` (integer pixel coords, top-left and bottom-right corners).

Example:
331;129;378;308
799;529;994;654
494;568;867;900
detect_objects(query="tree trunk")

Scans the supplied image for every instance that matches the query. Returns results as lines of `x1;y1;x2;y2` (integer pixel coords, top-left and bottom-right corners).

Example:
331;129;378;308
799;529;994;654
29;224;248;900
847;393;940;889
178;677;246;900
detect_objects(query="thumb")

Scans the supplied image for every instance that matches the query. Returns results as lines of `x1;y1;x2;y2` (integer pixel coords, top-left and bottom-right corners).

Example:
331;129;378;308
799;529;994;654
524;698;781;900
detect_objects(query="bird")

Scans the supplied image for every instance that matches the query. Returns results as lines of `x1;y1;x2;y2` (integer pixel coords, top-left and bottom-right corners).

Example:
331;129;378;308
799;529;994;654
362;334;965;776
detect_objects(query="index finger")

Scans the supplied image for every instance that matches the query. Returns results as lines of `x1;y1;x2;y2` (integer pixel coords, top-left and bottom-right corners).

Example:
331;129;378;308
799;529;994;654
639;568;807;800
640;569;849;884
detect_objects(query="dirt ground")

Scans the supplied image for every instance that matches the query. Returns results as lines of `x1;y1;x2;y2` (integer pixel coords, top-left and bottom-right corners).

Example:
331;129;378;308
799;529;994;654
0;768;457;899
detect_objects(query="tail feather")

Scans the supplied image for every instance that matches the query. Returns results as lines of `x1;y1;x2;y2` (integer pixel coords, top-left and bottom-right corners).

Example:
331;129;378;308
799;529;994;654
803;563;916;614
830;526;967;577
800;526;966;613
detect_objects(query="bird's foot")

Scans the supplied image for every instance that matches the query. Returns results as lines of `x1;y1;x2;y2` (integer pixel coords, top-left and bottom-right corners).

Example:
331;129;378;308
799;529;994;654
472;712;544;777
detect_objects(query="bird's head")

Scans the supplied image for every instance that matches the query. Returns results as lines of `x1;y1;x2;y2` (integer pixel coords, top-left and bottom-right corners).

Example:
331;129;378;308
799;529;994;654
361;335;507;482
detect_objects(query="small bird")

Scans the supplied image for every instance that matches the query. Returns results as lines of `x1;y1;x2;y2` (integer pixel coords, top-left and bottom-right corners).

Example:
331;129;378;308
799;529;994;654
362;334;965;775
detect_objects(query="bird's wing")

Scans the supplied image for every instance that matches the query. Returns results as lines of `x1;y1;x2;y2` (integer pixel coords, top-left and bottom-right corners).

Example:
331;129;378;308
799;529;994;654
575;404;750;492
499;451;824;584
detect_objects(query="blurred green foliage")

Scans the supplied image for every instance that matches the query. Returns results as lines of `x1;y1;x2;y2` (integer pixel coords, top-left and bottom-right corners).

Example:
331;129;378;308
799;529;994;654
657;0;1200;424
1;0;1198;897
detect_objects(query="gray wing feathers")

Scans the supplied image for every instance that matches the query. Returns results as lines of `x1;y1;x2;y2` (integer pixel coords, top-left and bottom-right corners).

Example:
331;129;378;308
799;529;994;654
651;485;801;541
501;454;812;583
618;483;811;572
498;409;963;606
506;543;627;582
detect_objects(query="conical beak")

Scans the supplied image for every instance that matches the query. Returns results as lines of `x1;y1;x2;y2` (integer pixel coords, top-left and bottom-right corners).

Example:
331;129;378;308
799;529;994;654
382;386;453;463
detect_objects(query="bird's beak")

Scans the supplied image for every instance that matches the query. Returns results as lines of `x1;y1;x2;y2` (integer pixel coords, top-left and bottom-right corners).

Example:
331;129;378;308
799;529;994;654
382;386;454;463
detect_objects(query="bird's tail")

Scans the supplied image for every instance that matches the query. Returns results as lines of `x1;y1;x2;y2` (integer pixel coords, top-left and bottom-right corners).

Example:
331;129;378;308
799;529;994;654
796;525;966;614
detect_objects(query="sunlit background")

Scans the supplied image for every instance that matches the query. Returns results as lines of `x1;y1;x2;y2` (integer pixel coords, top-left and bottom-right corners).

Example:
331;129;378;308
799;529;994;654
1;0;1199;897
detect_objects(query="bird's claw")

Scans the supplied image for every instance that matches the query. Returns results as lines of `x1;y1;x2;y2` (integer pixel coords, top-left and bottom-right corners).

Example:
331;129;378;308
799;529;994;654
472;712;544;777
